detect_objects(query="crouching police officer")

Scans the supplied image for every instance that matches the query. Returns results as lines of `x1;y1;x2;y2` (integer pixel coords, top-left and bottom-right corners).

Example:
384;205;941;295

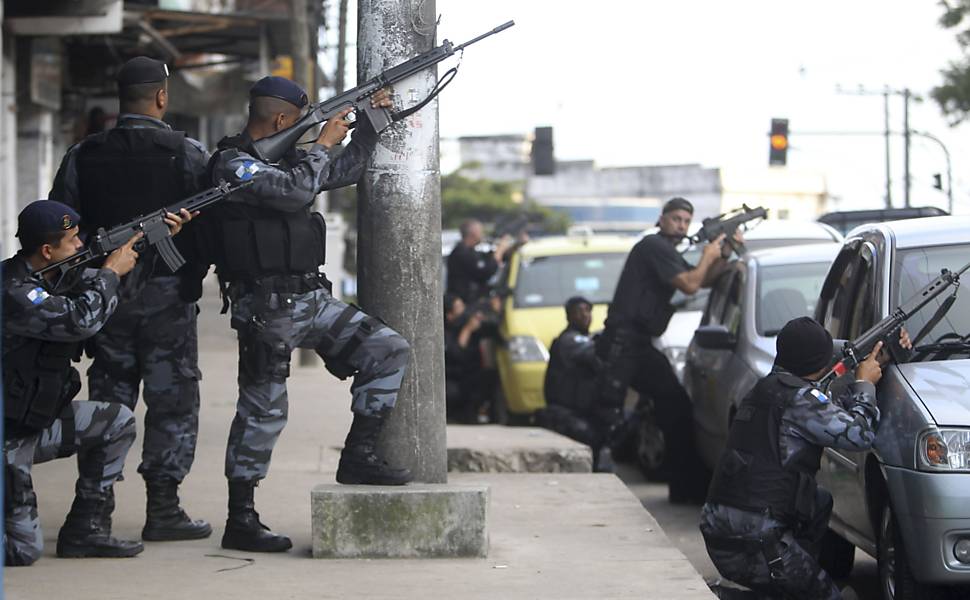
539;296;614;471
195;76;412;553
2;201;181;564
700;317;910;599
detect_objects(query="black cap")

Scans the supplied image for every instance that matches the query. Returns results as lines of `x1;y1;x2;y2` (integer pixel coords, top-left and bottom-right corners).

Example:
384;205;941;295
117;56;169;86
250;76;309;109
16;200;81;239
662;197;694;215
775;317;834;377
564;296;592;311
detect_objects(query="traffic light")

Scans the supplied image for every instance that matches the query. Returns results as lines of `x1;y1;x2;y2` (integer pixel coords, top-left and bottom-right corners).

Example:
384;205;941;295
769;118;789;166
933;173;943;190
532;126;555;175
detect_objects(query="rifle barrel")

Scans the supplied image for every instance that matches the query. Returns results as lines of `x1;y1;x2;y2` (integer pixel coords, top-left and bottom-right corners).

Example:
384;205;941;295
455;21;515;51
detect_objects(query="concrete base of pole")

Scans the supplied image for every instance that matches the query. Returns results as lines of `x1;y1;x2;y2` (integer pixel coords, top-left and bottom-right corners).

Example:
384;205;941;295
311;484;489;558
447;426;592;473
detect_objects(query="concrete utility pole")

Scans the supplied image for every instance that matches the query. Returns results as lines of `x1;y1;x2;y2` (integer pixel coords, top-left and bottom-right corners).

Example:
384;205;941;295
883;90;892;208
290;0;313;96
356;0;447;483
903;88;911;208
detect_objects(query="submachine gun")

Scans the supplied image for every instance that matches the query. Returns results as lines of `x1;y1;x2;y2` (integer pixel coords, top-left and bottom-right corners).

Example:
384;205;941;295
818;260;970;389
251;20;515;164
689;204;768;256
37;180;251;291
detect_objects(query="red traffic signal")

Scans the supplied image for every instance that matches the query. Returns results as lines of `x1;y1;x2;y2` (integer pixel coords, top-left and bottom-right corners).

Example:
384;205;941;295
769;118;789;166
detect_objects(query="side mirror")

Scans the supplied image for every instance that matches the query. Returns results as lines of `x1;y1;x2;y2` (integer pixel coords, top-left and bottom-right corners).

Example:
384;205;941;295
694;324;736;350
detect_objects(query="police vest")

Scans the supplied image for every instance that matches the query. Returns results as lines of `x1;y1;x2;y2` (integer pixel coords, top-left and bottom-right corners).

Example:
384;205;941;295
706;372;823;523
543;329;598;413
1;259;82;438
198;134;327;281
75;125;189;275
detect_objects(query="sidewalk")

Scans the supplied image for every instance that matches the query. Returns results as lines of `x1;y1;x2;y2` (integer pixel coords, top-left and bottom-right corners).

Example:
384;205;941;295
4;283;713;599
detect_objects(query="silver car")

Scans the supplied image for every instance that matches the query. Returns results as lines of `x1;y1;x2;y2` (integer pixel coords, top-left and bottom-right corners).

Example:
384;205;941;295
812;216;970;599
684;243;839;471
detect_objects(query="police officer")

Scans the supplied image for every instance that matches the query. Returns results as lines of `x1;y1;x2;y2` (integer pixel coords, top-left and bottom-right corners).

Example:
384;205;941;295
2;201;180;564
49;56;211;542
700;317;910;599
598;196;731;502
200;76;411;553
446;219;513;304
539;296;613;471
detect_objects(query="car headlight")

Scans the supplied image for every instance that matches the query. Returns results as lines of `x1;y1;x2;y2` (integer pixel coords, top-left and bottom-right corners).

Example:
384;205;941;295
507;335;549;363
917;428;970;471
663;346;687;381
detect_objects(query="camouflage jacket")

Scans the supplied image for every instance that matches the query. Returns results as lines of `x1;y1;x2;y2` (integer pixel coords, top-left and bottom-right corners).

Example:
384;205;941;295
2;255;121;347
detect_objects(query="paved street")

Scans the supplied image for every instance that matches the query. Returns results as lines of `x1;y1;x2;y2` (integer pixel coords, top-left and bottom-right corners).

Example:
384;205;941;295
614;463;884;599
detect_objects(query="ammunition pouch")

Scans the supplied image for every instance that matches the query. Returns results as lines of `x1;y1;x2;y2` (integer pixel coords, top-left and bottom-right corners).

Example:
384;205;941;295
233;316;292;385
3;340;82;436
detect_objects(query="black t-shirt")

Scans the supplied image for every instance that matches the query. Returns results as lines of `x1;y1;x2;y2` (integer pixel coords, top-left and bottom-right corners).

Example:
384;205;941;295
605;233;691;336
446;243;498;303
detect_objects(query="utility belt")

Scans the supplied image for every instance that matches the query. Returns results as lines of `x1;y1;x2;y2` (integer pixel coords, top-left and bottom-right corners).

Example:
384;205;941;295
221;272;331;313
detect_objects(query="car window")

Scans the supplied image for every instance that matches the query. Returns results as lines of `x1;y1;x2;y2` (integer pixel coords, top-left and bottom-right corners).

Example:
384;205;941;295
513;252;627;308
701;270;736;327
722;270;745;335
820;246;869;339
895;244;970;348
757;261;833;336
846;245;878;339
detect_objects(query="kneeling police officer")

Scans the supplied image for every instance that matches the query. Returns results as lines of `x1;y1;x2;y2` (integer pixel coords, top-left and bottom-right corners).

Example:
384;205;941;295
700;317;910;599
3;201;185;565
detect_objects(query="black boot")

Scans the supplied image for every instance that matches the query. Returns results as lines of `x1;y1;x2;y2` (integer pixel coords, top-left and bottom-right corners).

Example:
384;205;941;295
221;480;291;553
142;478;212;541
56;490;144;559
336;414;412;485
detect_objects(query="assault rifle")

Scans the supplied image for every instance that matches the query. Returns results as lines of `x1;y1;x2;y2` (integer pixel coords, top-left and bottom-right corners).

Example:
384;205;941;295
689;204;768;256
251;21;515;164
818;260;970;388
37;180;250;290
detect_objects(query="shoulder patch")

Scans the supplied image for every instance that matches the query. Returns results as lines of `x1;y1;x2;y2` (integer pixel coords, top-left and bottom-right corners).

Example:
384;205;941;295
26;287;49;305
572;334;590;343
803;387;829;404
235;160;260;181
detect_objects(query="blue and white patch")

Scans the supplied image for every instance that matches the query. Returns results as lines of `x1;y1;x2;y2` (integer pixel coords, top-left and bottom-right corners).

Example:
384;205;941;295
808;388;829;404
572;334;590;343
235;160;260;181
26;287;49;305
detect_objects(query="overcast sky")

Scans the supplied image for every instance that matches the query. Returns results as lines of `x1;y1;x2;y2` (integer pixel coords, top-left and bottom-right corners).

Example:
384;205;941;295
332;1;970;214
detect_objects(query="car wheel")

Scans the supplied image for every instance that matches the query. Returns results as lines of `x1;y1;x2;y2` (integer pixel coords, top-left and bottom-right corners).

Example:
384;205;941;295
818;528;855;579
636;409;666;481
878;505;946;600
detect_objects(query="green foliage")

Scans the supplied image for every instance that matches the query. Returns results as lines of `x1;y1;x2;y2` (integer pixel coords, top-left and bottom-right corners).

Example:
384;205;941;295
440;171;570;234
933;0;970;124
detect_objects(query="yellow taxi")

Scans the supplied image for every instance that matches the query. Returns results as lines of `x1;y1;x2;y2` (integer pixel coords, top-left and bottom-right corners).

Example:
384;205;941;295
496;233;636;416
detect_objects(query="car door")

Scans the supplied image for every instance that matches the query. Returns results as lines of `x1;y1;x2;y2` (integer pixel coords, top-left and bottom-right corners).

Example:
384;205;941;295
816;239;880;541
688;266;744;467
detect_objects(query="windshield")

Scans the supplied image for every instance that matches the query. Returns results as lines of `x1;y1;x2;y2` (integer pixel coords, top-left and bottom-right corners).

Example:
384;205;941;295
756;262;832;336
514;252;627;308
896;244;970;352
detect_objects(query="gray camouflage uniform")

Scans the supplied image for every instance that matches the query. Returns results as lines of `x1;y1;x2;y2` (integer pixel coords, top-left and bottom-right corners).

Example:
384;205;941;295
700;371;879;600
3;257;137;565
49;113;209;483
208;126;410;482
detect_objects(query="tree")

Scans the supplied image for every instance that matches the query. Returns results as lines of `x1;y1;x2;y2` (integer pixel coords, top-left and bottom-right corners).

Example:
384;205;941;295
932;0;970;124
440;170;570;234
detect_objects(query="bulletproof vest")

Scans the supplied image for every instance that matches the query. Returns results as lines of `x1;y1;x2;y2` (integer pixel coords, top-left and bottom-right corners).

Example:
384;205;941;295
543;328;598;413
75;125;188;275
706;372;823;523
198;134;327;281
2;259;82;438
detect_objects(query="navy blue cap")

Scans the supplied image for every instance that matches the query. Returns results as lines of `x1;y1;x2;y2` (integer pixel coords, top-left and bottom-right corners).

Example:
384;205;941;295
118;56;169;86
565;296;592;311
662;197;694;215
16;200;81;239
250;76;308;109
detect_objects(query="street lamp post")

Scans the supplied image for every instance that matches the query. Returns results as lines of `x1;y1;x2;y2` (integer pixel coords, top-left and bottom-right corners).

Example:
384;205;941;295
913;130;954;214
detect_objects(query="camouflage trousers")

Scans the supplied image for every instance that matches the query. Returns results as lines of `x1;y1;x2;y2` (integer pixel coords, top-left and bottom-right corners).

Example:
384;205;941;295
699;492;840;600
225;285;410;481
4;401;136;566
87;275;201;482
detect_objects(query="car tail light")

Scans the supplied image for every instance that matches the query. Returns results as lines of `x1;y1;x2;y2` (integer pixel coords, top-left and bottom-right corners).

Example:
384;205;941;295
917;428;970;471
